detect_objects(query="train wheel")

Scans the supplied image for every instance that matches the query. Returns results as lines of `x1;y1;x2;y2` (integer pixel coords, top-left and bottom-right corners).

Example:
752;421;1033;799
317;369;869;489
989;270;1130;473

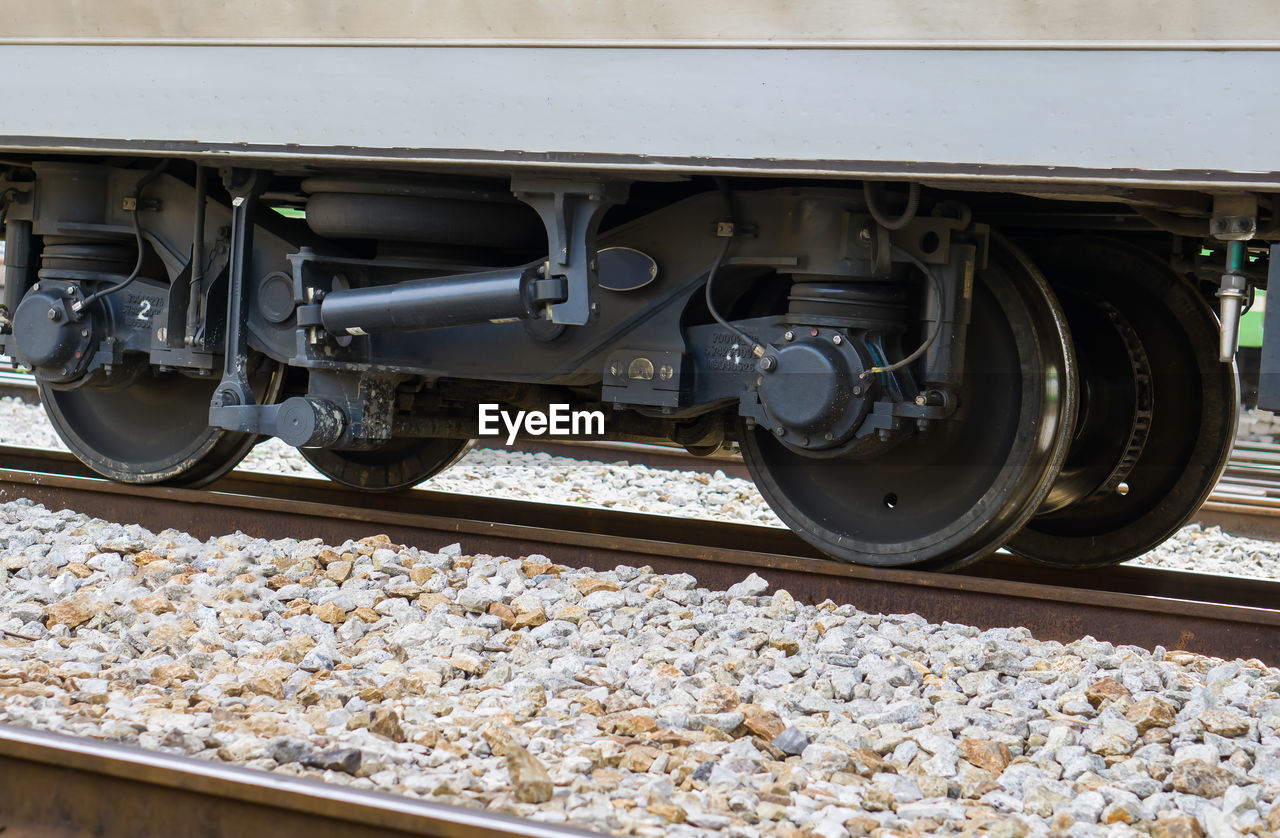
1007;237;1237;567
299;437;474;492
739;235;1077;569
39;357;283;487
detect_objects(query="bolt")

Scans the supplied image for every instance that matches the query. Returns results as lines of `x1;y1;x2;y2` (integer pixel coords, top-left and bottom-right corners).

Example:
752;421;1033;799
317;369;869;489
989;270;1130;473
858;225;872;242
783;330;795;342
824;432;834;441
759;355;778;372
46;308;58;321
658;364;674;381
774;427;786;438
852;385;864;396
60;368;68;376
80;329;89;338
156;327;167;343
64;287;75;297
915;394;928;406
31;283;39;292
608;361;621;377
832;334;844;345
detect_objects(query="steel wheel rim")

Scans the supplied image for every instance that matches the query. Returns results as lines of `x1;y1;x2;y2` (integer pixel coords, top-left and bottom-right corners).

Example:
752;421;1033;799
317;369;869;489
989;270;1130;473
740;233;1077;569
39;358;282;487
1008;237;1238;567
300;437;474;492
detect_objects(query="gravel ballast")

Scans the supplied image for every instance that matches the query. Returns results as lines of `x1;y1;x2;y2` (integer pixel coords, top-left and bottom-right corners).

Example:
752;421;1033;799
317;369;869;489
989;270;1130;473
0;500;1277;837
0;395;1277;581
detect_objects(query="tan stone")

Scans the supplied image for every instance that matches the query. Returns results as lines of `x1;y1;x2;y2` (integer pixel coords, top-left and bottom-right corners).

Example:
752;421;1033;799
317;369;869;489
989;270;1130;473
697;683;740;714
240;675;284;699
1085;677;1131;709
844;815;880;836
324;561;353;583
740;704;785;740
847;747;891;777
769;637;801;655
506;743;553;802
1126;696;1176;732
129;592;178;615
65;562;93;579
317;548;341;566
369;709;406;742
408;565;435;585
45;593;95;629
1148;813;1205;838
265;574;291;590
551;605;587;624
488;602;516;629
150;663;197;686
281;600;309;619
1199;708;1250;737
574;577;619;595
311;602;346;624
1169;759;1232;798
131;550;165;566
960;737;1012;774
351;606;380;623
415;593;453;612
622;745;664;772
521;559;553;577
646;800;686;823
608;714;658;736
511;608;547;630
1265;803;1280;833
448;654;486;675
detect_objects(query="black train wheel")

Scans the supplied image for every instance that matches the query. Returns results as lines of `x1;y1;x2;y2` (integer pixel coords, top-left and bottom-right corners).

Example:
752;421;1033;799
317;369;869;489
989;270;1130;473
739;234;1077;570
39;358;281;487
1007;237;1237;567
300;437;473;492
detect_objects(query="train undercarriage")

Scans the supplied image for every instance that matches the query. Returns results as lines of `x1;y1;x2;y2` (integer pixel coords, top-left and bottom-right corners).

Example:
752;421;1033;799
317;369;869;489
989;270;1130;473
0;161;1253;569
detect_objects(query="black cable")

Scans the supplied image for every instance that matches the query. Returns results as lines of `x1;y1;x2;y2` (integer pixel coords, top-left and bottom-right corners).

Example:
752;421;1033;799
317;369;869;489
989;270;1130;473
864;181;921;230
73;160;170;313
862;245;945;377
704;178;766;357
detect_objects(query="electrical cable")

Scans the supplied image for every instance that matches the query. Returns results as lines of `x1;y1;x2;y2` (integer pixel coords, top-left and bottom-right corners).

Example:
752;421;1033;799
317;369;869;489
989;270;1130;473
705;178;766;358
864;181;921;230
862;245;945;377
72;160;170;313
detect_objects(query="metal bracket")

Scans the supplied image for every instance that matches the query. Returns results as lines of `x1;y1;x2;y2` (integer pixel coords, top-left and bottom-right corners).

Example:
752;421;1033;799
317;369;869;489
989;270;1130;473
209;168;269;423
512;178;629;326
209;396;345;447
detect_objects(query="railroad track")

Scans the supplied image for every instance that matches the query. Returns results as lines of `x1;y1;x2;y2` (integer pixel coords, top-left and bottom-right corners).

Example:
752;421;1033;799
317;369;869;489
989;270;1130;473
14;366;1277;537
0;722;600;838
1;444;1278;665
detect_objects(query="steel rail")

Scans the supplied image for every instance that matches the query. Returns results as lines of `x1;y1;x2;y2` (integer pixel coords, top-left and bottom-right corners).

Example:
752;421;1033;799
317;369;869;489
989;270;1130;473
1;445;1279;664
0;723;602;838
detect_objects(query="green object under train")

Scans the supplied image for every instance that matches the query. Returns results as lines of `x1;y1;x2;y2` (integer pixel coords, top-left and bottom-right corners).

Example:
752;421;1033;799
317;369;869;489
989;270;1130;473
1242;290;1266;349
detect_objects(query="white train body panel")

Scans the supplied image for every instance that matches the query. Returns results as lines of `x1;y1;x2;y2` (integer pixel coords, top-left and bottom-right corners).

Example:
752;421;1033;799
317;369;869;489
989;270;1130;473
0;1;1277;186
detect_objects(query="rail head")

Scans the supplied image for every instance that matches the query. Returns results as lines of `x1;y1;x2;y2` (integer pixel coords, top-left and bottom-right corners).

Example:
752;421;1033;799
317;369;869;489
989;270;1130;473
0;723;602;838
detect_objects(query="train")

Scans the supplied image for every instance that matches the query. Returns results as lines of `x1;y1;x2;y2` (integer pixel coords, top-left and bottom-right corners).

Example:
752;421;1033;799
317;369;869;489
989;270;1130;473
0;1;1276;571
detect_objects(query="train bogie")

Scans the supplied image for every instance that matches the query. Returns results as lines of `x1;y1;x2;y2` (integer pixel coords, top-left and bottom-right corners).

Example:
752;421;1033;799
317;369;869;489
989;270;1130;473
0;7;1268;568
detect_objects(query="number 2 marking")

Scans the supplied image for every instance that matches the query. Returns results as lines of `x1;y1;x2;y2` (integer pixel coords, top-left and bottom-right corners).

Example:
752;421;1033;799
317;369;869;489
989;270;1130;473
137;300;152;321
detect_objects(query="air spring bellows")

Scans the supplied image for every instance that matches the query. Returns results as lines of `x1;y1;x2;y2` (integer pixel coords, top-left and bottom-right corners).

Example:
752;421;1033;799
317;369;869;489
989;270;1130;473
318;266;566;336
787;281;907;331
